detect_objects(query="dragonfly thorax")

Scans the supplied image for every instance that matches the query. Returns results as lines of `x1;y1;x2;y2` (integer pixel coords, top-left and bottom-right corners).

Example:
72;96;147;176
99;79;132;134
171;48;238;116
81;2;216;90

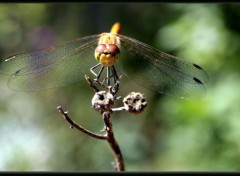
94;44;120;66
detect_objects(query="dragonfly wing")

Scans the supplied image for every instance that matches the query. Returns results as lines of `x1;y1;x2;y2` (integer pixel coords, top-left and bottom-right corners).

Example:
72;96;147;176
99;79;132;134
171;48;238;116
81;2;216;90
0;35;100;91
116;34;209;98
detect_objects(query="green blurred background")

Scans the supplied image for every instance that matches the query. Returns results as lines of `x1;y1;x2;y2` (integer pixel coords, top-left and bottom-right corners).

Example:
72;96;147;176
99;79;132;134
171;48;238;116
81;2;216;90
0;3;239;171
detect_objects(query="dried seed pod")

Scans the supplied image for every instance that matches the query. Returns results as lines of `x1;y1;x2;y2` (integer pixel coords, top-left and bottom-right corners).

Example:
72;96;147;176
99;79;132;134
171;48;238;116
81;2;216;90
92;91;114;113
123;92;147;114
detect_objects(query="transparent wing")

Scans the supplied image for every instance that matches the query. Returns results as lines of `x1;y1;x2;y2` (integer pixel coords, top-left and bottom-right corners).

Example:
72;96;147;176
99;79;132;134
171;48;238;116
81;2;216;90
0;35;100;91
116;34;209;99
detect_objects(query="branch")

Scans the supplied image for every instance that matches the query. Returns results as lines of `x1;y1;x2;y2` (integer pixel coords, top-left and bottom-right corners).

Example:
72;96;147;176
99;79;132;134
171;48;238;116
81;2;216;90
57;106;107;140
57;106;125;171
57;75;127;171
84;75;99;92
103;112;125;171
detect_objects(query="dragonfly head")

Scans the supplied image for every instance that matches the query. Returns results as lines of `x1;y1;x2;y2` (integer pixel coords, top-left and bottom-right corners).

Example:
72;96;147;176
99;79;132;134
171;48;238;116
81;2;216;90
95;44;120;66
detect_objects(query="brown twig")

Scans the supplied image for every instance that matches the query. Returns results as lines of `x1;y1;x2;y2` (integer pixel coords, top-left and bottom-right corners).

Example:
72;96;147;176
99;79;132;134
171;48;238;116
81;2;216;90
103;111;125;171
57;106;125;171
57;75;126;171
57;106;107;140
84;75;99;92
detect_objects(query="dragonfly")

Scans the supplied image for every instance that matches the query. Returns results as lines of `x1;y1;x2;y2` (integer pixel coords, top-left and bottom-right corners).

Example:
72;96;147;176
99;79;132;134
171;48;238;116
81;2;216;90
0;22;209;99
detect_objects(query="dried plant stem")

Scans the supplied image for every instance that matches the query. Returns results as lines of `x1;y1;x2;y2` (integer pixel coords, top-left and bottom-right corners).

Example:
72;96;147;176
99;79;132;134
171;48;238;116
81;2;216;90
103;112;124;171
57;106;125;171
57;75;126;171
57;106;107;140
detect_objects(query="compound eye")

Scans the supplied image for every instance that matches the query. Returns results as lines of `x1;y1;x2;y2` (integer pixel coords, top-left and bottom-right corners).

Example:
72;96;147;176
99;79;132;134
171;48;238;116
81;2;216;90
95;44;107;53
107;44;120;56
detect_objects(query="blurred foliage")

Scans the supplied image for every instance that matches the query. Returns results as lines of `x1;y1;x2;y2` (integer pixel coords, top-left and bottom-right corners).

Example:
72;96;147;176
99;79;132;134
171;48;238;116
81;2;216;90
0;3;240;171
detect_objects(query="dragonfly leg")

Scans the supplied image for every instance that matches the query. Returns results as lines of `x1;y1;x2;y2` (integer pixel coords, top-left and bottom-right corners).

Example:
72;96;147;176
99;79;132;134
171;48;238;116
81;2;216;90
90;63;102;77
90;64;120;94
111;66;119;84
96;66;105;81
111;66;120;94
99;67;110;86
90;63;105;86
106;67;111;86
102;66;117;86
